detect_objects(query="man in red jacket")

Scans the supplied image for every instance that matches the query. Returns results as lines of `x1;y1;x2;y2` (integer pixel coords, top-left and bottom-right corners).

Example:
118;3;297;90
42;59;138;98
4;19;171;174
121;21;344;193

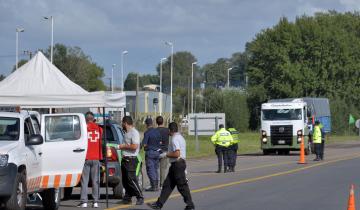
78;112;103;208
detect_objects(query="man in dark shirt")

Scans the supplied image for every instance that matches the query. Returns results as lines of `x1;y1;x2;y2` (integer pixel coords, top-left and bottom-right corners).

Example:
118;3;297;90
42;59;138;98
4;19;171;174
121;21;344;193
156;116;169;188
143;118;162;191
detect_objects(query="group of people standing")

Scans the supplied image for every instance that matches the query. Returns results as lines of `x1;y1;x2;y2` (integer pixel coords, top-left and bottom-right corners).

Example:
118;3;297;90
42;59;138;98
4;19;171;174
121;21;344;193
211;124;240;173
78;112;195;210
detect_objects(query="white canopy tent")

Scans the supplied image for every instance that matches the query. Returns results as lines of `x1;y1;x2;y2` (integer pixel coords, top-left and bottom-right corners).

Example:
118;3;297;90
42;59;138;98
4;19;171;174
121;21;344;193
0;51;125;108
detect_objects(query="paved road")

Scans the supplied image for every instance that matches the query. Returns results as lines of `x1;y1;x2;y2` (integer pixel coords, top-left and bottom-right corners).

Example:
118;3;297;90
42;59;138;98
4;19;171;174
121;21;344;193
28;141;360;210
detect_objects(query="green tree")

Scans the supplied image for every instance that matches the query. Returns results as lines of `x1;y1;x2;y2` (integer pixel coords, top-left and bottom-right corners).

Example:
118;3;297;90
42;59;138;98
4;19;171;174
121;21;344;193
156;51;197;93
246;12;360;131
202;58;230;88
124;73;160;91
44;44;106;91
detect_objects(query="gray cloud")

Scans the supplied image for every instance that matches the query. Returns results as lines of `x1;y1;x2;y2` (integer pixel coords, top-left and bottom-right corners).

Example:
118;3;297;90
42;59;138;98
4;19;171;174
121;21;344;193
0;0;351;83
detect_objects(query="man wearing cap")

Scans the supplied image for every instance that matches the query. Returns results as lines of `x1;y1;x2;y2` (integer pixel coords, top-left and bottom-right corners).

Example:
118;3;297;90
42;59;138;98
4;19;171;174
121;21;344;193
143;118;162;191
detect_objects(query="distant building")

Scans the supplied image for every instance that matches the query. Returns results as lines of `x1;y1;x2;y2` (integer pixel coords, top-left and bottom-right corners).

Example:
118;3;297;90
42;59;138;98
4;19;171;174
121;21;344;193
125;91;170;115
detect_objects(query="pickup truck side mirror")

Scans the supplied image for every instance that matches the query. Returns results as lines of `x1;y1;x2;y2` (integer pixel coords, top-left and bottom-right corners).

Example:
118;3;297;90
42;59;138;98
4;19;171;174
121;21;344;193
26;134;44;146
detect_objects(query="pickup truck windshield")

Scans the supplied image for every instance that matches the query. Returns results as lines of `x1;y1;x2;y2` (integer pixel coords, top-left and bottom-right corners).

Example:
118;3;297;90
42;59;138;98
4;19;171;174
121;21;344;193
262;109;302;121
0;117;20;141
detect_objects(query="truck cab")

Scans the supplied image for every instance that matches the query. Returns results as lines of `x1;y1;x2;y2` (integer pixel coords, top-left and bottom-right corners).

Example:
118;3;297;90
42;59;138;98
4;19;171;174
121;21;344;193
0;111;87;210
260;101;310;155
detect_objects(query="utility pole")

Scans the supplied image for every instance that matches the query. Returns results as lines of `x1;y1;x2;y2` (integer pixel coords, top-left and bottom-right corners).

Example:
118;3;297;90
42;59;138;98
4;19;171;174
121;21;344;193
135;73;139;120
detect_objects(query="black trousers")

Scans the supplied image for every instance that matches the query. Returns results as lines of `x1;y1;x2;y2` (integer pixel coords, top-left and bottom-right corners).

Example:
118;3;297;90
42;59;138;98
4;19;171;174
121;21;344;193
320;140;325;159
229;144;238;167
314;143;322;159
215;145;229;169
121;157;143;199
156;159;194;208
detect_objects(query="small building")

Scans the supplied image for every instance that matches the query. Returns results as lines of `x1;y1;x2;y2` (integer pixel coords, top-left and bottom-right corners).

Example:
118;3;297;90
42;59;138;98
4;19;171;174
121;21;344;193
125;91;170;115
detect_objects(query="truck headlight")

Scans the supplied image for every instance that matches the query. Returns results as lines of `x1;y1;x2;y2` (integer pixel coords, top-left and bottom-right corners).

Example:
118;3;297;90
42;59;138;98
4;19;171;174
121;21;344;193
0;154;8;167
262;138;267;143
262;130;267;136
297;130;303;136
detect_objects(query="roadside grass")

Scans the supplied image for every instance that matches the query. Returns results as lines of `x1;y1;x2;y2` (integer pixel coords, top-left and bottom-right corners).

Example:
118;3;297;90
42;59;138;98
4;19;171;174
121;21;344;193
184;132;360;159
184;132;260;159
138;131;359;159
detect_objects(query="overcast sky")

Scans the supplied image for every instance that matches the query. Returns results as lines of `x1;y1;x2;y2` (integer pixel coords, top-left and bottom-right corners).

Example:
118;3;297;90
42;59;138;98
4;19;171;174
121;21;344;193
0;0;358;85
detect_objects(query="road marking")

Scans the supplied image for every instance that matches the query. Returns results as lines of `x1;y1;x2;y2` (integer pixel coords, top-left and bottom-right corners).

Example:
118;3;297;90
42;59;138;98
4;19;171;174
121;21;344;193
190;160;294;177
105;154;360;210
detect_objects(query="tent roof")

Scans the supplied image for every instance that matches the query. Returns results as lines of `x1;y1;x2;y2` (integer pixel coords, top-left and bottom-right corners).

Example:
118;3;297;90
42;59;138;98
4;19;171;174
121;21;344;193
0;52;125;108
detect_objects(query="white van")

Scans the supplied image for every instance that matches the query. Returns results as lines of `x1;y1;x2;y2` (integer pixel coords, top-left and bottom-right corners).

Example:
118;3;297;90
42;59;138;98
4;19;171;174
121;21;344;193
0;111;87;210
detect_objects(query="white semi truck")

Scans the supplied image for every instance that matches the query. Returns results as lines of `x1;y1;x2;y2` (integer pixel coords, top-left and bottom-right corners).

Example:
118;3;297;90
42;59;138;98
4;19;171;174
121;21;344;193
260;98;331;155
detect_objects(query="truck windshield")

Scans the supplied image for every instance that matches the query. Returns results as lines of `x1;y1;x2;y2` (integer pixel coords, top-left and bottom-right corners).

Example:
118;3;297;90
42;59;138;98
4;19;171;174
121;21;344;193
0;117;20;141
262;109;302;121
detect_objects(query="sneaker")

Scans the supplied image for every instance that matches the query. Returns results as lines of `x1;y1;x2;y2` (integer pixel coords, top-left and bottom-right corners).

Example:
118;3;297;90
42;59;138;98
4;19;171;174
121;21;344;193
136;197;144;205
93;202;99;208
77;203;87;208
185;206;195;210
147;202;162;209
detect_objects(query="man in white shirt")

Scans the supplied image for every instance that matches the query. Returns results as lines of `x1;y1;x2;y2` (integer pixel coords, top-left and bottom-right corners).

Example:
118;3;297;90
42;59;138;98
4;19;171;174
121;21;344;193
148;122;195;210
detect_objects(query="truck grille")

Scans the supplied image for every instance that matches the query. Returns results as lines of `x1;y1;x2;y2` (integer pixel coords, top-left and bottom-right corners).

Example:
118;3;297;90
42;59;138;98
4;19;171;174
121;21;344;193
270;125;293;146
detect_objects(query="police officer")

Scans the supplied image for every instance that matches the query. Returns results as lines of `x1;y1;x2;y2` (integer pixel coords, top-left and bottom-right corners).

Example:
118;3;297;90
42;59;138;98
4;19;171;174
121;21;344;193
313;121;322;161
118;116;144;205
211;124;233;173
228;128;240;172
319;123;326;160
143;118;161;191
147;122;195;210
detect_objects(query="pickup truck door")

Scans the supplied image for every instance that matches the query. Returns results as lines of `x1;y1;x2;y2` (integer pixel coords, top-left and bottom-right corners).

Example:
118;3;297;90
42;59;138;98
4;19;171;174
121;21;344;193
39;113;87;190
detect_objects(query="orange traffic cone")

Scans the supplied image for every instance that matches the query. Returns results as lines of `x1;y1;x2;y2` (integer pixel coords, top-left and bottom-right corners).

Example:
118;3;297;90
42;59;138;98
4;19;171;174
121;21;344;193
298;136;306;164
347;184;356;210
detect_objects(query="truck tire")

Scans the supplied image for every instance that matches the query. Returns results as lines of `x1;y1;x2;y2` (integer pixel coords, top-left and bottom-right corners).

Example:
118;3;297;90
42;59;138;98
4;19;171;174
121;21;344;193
263;149;270;155
63;187;73;200
113;182;123;199
5;170;27;210
41;188;61;210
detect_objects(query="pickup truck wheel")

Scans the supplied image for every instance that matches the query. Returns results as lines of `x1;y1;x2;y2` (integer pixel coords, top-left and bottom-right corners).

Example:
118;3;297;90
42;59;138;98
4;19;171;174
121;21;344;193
41;188;61;210
5;170;27;210
63;187;73;200
113;182;123;199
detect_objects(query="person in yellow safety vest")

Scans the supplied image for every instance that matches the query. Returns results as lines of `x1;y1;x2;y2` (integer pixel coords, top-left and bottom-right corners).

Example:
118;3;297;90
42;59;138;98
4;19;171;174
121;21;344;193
313;121;322;161
211;124;233;173
228;128;240;172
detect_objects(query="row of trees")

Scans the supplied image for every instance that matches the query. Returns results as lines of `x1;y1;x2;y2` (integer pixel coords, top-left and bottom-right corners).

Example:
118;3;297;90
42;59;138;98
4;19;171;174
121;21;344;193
3;11;358;133
123;11;359;134
12;44;106;92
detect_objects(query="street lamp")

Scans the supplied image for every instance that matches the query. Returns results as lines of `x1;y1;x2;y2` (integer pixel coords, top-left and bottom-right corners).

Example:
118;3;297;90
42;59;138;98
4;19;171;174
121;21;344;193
165;41;174;121
227;67;233;88
160;58;167;93
111;64;116;93
43;16;54;63
15;28;24;70
121;50;128;91
191;62;197;113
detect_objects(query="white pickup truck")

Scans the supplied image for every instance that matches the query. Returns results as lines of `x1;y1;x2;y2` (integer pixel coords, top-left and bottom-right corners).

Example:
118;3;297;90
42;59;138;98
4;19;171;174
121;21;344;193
0;111;87;210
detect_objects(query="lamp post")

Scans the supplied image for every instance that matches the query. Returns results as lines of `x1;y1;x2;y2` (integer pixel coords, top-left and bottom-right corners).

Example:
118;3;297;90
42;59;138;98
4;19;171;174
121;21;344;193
165;41;174;121
227;67;233;88
160;58;167;93
111;64;116;92
191;62;197;113
121;50;128;91
43;16;54;63
15;28;24;70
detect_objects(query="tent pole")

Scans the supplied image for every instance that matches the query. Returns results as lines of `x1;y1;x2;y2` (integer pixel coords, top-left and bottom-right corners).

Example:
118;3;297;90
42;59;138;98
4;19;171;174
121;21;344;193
103;107;109;208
